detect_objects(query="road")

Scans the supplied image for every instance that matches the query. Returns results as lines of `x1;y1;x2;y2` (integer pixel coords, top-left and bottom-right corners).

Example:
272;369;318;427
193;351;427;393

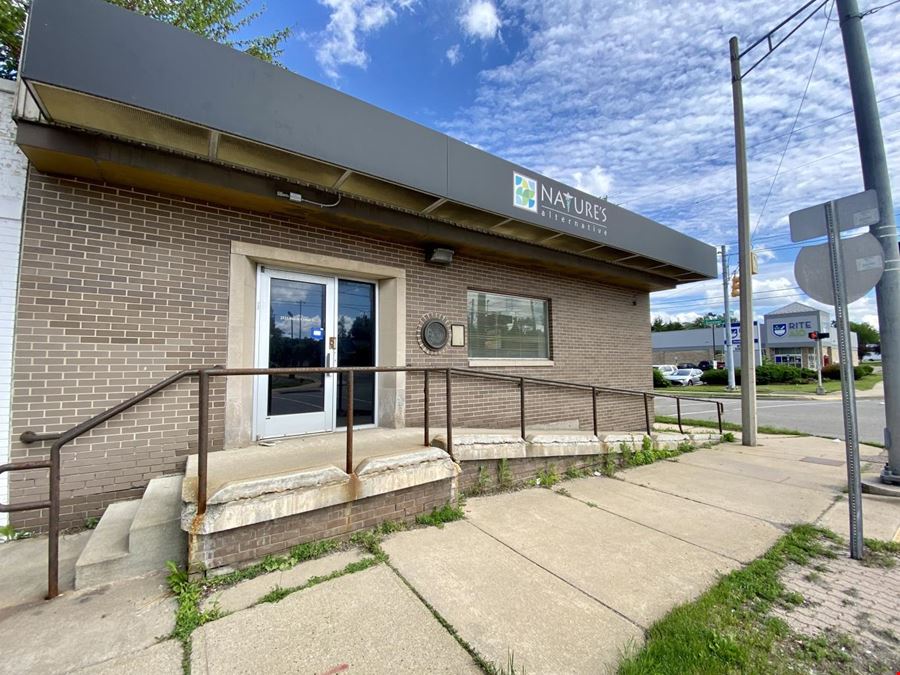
654;395;887;446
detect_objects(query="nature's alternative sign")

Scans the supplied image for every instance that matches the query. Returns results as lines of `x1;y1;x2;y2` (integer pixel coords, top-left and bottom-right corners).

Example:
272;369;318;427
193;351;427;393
513;171;609;239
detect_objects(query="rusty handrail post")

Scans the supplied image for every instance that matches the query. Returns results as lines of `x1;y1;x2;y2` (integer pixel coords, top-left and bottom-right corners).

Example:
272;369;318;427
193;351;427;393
445;369;453;456
346;370;354;473
717;402;724;435
643;393;651;434
676;397;684;434
591;386;598;437
423;370;430;447
197;370;210;516
519;377;526;440
47;440;61;599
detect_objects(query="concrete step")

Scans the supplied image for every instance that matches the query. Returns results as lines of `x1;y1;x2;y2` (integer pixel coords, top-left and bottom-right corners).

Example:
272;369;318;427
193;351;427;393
130;475;186;565
75;500;139;590
75;476;187;590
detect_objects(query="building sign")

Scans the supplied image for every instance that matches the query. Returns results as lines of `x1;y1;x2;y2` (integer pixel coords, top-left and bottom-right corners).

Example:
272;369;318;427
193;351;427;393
765;314;822;345
513;171;609;238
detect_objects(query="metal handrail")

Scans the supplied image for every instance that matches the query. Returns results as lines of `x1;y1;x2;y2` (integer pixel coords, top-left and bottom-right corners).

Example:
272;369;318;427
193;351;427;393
8;364;722;599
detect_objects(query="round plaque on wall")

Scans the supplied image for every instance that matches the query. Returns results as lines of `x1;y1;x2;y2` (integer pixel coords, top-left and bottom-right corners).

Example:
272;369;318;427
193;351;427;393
416;314;451;354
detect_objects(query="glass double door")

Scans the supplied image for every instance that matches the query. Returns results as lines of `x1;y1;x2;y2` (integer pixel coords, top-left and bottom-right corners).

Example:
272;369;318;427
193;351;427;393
255;268;376;439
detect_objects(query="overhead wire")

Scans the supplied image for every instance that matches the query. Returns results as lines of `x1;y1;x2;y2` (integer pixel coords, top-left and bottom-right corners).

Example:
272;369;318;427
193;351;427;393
750;0;835;243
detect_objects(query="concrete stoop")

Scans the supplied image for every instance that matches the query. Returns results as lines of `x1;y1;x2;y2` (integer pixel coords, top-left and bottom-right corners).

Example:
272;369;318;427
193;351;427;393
433;430;721;462
74;475;186;590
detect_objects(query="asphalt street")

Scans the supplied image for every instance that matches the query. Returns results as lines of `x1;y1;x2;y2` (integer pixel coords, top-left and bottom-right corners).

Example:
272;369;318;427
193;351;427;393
654;394;887;446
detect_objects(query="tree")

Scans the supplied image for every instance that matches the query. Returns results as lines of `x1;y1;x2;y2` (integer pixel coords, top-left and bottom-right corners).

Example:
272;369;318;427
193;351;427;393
1;0;291;80
850;321;880;358
651;317;685;332
0;0;26;80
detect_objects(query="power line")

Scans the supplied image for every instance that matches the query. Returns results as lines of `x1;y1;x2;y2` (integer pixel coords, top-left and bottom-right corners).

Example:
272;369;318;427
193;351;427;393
751;0;835;243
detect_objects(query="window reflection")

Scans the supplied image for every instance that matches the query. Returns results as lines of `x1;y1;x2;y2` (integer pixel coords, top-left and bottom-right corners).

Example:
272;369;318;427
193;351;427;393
337;280;376;426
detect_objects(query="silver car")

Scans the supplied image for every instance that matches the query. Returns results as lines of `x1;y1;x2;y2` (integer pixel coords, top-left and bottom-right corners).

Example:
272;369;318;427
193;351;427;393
664;368;704;386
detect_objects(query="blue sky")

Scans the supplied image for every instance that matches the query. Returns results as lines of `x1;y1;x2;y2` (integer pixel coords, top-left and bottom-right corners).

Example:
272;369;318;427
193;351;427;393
241;0;900;329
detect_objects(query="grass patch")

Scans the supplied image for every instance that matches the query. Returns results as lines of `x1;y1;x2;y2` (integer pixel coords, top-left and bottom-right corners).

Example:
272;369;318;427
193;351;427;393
655;416;810;437
497;458;513;489
206;538;342;589
415;503;465;528
693;373;882;395
618;525;845;675
536;464;560;488
258;556;380;604
862;538;900;568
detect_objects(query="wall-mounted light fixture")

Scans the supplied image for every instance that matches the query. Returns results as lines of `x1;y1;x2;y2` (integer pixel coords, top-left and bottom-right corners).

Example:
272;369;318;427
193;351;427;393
426;247;454;265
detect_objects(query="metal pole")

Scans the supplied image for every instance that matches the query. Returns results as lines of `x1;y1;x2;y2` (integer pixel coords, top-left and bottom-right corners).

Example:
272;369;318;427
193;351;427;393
592;387;598;437
197;370;209;516
643;393;651;434
423;370;430;447
676;397;684;434
730;36;758;446
722;245;736;390
836;0;900;485
519;378;526;440
346;371;354;474
445;369;453;457
47;442;60;599
815;338;825;396
826;200;864;559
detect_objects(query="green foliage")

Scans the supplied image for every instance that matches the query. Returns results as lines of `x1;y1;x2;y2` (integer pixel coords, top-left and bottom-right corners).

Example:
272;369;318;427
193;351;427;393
652;368;671;388
862;538;900;568
497;457;513;489
602;453;617;477
849;321;879;350
84;516;100;530
1;0;292;81
701;364;817;386
722;431;736;443
258;556;379;604
0;0;26;79
641;435;653;452
415;503;465;528
0;523;30;541
470;465;491;495
536;464;559;488
618;525;841;674
166;561;221;644
821;364;866;381
207;538;340;588
618;442;634;465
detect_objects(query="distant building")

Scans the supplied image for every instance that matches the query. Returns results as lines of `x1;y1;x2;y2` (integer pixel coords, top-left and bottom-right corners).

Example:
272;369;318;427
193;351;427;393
652;302;858;368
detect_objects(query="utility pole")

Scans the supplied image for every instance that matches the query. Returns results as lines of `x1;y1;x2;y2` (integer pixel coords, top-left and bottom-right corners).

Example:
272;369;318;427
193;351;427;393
836;0;900;485
730;36;758;446
721;245;736;390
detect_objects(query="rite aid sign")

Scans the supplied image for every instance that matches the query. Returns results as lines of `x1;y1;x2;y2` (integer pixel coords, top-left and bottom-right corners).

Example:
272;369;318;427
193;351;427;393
766;314;822;345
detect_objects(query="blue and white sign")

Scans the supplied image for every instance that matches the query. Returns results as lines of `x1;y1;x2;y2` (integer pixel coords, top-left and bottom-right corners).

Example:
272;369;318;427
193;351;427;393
311;327;324;340
773;323;787;338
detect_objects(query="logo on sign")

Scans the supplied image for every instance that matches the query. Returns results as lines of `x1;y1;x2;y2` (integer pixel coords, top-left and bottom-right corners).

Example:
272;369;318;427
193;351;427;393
773;323;787;337
513;173;538;212
311;327;324;340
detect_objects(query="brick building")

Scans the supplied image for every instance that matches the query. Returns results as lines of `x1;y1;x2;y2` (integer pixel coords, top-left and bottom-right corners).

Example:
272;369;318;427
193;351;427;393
3;0;715;534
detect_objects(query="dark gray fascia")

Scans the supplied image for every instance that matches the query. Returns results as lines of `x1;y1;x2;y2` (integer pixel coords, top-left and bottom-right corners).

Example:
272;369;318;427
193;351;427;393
21;0;717;278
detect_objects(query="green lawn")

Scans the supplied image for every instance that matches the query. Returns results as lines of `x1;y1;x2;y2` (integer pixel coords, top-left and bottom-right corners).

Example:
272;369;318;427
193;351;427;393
657;373;881;396
618;526;886;675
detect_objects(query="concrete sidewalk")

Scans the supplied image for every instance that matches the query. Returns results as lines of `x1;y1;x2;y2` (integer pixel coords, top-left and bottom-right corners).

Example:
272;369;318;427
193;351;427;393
0;433;897;674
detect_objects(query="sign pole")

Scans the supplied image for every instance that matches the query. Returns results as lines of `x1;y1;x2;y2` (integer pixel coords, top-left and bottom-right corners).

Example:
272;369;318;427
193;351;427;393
825;200;864;559
730;36;757;446
836;0;900;485
722;245;736;390
815;339;825;396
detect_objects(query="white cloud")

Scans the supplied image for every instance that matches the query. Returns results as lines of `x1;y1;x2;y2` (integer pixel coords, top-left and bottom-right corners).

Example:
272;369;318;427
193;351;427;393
459;1;501;40
436;1;898;327
316;0;412;78
446;43;462;66
572;165;612;198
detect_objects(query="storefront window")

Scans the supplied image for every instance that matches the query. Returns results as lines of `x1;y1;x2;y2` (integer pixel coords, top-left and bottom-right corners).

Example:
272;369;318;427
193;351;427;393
467;290;549;359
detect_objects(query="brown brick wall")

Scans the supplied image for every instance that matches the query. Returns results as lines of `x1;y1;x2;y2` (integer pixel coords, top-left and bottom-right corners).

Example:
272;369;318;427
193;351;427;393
191;478;453;572
10;171;653;530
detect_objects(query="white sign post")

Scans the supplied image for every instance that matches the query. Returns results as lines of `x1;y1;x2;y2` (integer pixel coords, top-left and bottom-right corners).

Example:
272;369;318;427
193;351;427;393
790;190;883;560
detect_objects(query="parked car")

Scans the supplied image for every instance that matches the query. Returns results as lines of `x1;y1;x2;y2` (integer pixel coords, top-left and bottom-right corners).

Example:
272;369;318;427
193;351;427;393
862;352;882;362
697;360;714;371
677;362;698;370
665;368;704;386
653;364;677;375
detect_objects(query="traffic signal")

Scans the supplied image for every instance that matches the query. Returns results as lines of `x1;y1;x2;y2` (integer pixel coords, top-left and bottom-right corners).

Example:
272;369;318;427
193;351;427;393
730;274;740;297
808;331;818;340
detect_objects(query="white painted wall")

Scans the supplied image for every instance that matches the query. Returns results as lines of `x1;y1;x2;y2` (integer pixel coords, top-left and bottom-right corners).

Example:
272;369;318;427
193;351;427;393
0;79;27;525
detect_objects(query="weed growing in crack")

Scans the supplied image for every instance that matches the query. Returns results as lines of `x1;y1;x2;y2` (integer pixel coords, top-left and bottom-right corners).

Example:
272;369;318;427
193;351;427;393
415;503;465;528
497;458;513;489
536;464;559;488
